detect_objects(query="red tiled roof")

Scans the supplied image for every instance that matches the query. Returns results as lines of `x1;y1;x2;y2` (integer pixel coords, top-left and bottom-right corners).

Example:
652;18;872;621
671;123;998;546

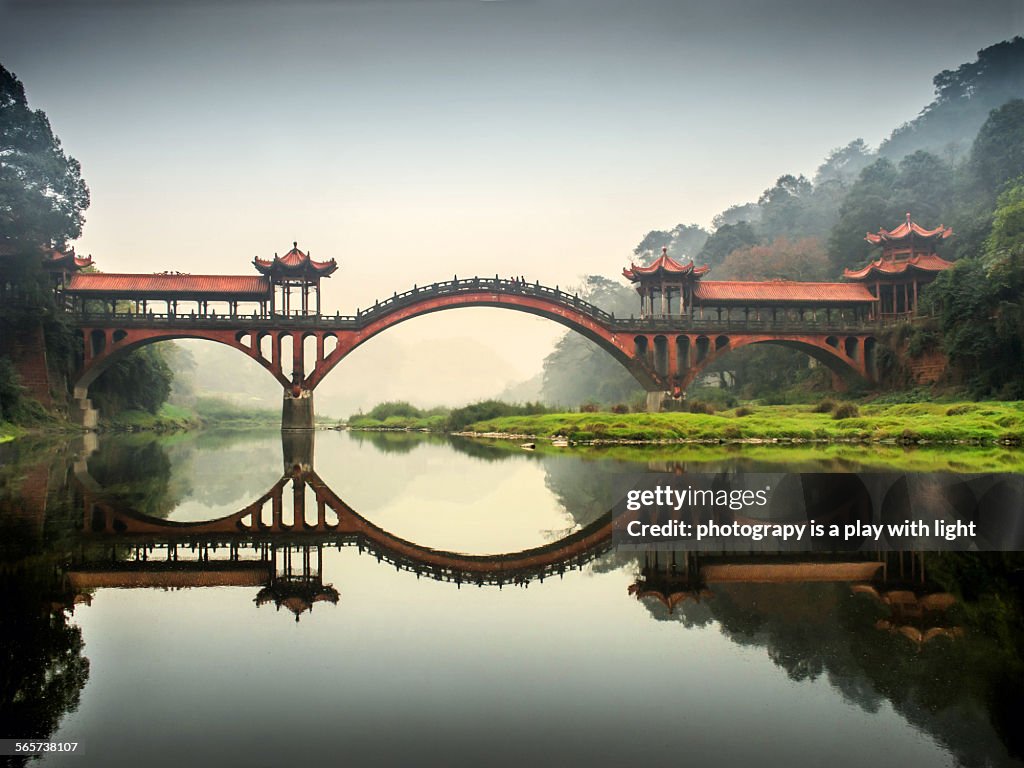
843;253;954;281
623;247;710;281
44;247;93;271
695;280;875;304
865;213;953;245
66;273;272;298
253;242;337;279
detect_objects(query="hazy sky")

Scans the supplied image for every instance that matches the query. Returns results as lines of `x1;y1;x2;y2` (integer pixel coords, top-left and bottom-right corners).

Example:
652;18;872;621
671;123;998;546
2;0;1022;409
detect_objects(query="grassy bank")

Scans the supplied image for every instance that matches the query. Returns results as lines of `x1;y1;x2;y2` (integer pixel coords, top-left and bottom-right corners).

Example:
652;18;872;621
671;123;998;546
458;402;1024;445
99;397;279;433
453;435;1024;473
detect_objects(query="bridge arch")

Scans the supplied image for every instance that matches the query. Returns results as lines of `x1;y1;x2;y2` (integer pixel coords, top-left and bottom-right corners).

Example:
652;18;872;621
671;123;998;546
72;327;291;398
678;333;876;391
303;288;660;390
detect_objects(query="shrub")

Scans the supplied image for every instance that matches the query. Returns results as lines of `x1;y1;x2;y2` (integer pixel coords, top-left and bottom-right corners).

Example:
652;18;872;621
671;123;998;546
832;403;860;420
579;402;600;413
687;400;715;415
734;406;753;417
814;398;837;413
945;404;976;416
611;403;630;414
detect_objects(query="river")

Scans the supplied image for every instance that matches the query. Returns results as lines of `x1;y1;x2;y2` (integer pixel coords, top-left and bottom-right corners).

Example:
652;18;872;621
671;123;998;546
1;429;1021;767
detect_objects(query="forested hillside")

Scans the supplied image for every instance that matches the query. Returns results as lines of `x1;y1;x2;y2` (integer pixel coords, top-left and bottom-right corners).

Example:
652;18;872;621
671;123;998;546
540;38;1024;405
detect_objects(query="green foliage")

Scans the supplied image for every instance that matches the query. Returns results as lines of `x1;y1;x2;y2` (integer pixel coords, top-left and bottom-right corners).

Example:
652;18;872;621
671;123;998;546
925;183;1024;397
716;236;831;281
832;403;860;420
540;275;645;406
191;397;278;425
697;220;760;271
814;139;875;186
0;63;89;248
969;99;1024;197
364;401;427;421
461;401;1024;444
632;223;709;263
91;346;174;415
0;354;49;424
445;399;549;432
0;355;23;422
827;153;956;271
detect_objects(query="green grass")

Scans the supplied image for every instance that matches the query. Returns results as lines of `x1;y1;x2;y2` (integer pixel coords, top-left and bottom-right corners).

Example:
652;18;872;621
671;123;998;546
101;402;201;432
460;435;1024;473
191;397;280;426
459;401;1024;445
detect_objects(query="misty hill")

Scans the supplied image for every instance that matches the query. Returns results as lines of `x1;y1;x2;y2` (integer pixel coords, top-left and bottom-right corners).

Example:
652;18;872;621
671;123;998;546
880;37;1024;160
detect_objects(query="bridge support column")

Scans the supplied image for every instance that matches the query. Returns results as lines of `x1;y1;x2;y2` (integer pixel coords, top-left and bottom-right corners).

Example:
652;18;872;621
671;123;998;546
645;391;667;413
281;429;314;472
71;386;99;430
282;388;315;430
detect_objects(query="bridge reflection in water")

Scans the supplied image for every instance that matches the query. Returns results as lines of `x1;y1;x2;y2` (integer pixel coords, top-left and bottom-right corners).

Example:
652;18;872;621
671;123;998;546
71;432;615;618
67;432;961;635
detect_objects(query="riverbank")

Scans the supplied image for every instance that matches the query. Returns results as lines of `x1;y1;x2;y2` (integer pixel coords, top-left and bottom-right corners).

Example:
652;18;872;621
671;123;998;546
348;401;1024;445
2;397;282;439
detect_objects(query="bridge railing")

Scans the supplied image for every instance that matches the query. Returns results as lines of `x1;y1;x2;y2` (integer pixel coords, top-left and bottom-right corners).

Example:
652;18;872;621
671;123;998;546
66;277;924;334
354;277;616;323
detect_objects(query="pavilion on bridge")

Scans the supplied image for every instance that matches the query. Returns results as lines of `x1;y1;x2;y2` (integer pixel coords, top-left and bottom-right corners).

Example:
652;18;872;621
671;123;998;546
253;242;337;316
623;248;876;323
61;242;336;318
844;213;954;317
622;214;954;322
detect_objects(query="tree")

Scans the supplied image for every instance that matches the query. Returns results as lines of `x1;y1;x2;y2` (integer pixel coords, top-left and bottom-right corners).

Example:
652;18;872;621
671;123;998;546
925;184;1024;397
880;37;1024;160
0;64;89;249
711;202;761;230
540;276;643;407
632;223;709;264
970;99;1024;198
716;236;831;282
827;153;957;272
697;221;760;272
814;139;875;186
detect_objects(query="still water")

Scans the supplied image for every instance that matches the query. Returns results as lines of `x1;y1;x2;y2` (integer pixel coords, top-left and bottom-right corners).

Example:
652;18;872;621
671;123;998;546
1;430;1022;768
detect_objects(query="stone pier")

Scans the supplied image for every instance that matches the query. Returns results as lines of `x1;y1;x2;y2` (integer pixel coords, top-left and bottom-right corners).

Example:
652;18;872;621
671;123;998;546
281;388;315;430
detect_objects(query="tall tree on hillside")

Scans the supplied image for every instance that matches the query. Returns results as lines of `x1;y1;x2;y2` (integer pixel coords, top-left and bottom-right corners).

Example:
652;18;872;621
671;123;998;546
970;99;1024;197
697;221;760;272
716;236;831;282
814;139;875;186
0;64;89;249
925;183;1024;397
632;223;709;264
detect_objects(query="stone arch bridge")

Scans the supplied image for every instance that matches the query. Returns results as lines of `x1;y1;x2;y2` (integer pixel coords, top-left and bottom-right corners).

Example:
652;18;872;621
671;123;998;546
69;277;880;428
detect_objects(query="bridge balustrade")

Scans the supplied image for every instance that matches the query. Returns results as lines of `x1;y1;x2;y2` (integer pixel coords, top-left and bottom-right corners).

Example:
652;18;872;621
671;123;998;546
67;276;893;333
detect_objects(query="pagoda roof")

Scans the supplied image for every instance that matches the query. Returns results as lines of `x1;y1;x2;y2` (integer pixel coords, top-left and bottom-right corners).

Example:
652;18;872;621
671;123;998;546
253;242;337;280
694;280;875;305
66;272;272;299
44;246;93;272
865;213;953;245
623;247;710;281
843;252;955;281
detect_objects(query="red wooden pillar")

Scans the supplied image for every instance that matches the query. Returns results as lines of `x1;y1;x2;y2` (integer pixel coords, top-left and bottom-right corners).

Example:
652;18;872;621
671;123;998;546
292;332;303;383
